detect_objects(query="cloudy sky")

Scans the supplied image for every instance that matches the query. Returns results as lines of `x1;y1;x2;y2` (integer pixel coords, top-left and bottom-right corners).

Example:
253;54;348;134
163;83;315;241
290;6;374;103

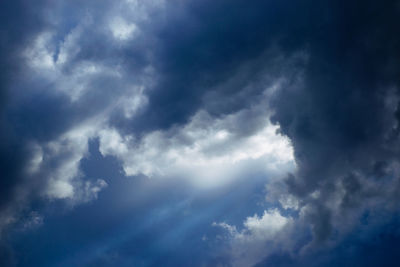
1;0;400;266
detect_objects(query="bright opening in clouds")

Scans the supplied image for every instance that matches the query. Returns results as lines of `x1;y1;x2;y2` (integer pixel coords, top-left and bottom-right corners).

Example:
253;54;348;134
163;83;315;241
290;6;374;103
98;91;295;188
1;1;400;267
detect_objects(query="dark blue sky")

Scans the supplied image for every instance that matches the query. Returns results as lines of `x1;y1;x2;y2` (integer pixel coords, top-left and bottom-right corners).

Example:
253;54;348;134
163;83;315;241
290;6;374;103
1;0;400;266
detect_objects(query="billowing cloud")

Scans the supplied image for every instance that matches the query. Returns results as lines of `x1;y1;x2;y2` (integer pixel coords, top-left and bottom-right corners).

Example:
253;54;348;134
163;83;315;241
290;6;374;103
1;0;400;266
214;208;294;267
99;85;294;188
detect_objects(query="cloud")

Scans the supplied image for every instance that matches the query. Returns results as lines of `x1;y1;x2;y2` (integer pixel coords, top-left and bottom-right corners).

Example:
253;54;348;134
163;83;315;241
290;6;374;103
0;0;51;234
214;208;294;267
0;0;155;235
109;17;139;41
267;0;400;250
1;0;400;266
98;85;294;188
1;0;300;237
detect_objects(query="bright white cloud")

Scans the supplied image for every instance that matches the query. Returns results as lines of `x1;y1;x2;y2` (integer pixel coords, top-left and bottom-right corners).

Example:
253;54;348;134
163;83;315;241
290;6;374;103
214;208;294;267
244;209;291;239
99;103;295;188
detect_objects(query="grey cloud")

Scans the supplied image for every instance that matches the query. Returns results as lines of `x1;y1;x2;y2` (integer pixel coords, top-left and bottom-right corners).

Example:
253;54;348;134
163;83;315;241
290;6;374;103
268;0;400;250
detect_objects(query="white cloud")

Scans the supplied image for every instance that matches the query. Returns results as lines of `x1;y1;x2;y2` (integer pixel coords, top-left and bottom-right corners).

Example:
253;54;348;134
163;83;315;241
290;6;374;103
109;17;139;41
39;122;106;201
24;31;56;70
46;179;75;199
99;102;295;188
32;122;109;203
243;209;291;239
24;26;123;102
214;209;294;267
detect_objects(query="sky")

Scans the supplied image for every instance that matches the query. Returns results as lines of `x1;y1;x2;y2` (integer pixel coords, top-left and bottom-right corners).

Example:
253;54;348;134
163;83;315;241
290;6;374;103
1;0;400;266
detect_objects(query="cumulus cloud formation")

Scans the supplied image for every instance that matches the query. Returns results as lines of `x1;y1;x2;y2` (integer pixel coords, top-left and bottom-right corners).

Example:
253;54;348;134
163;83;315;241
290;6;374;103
214;208;294;267
99;86;294;188
1;0;400;266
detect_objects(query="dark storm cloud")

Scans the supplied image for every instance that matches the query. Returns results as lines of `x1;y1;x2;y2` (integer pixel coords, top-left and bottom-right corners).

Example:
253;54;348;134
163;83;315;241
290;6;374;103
111;0;307;135
269;0;400;245
0;0;48;217
255;214;400;267
0;1;52;263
